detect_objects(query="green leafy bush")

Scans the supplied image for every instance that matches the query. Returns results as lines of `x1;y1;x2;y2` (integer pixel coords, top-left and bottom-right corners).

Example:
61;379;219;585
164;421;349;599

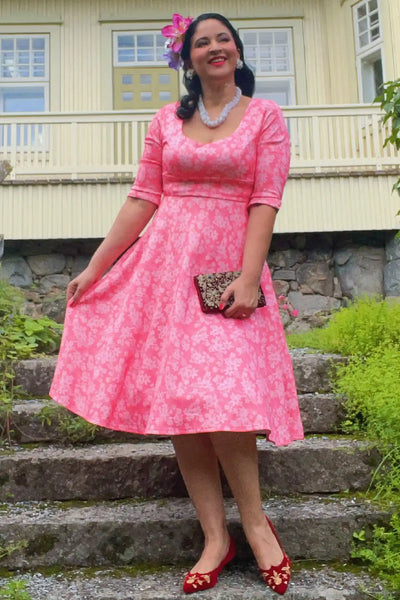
40;404;99;444
0;279;63;438
287;296;400;356
352;514;400;595
0;580;31;600
288;297;400;592
376;78;400;199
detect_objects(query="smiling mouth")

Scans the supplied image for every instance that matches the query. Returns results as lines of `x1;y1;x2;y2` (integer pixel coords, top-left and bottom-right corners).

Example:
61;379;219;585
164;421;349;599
209;57;226;65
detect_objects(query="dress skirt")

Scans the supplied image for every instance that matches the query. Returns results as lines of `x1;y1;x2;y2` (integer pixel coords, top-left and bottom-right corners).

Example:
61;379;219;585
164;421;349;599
50;98;304;447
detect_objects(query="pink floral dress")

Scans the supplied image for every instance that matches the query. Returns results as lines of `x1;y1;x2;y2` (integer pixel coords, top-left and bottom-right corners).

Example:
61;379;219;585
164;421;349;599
50;98;304;446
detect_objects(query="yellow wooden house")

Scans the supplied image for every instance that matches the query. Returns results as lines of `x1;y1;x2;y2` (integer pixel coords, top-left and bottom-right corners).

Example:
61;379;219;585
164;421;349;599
1;0;399;240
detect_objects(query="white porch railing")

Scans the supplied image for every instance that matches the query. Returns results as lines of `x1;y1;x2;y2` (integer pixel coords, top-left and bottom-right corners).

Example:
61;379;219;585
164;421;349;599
0;105;398;180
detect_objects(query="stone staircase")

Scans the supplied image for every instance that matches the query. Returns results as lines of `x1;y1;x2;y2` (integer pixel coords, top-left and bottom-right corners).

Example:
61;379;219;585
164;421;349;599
0;350;391;599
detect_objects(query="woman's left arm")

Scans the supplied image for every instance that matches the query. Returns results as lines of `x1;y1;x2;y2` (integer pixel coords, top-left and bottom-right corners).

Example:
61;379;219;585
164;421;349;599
220;204;277;318
221;101;290;319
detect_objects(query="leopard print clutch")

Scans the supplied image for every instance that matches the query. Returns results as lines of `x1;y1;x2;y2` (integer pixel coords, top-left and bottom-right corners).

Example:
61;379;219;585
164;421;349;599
194;271;266;314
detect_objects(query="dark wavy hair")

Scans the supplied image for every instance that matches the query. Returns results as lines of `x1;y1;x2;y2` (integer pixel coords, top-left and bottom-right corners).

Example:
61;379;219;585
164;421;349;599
176;13;255;120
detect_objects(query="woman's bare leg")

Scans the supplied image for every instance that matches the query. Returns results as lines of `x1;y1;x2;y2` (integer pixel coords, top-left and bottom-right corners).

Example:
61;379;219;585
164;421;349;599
210;431;284;570
172;433;231;573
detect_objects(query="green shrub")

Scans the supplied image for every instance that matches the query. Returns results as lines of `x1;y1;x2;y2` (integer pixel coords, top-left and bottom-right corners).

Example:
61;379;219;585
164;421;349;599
352;514;400;595
288;297;400;592
0;279;63;439
40;404;99;444
0;580;31;600
287;296;400;356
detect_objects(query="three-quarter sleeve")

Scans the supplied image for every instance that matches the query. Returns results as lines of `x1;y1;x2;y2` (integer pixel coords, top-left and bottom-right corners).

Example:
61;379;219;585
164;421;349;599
248;102;291;211
128;110;163;206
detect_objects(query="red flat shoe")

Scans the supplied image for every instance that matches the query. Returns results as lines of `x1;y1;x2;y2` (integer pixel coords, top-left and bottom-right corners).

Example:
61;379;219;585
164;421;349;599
183;535;237;594
258;516;291;595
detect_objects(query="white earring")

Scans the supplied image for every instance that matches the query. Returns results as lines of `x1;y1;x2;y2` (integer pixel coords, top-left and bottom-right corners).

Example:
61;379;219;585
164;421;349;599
186;68;195;79
236;58;243;70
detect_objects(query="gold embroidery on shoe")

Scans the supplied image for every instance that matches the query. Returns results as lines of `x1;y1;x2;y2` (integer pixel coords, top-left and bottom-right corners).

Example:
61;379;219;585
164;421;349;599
186;573;211;587
262;565;290;588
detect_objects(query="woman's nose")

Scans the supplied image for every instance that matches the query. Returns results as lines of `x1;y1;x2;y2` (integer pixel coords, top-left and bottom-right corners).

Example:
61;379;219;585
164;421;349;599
209;40;221;53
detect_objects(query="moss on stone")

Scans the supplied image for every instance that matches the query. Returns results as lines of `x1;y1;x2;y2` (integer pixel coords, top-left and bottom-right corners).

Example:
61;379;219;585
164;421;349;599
26;534;58;557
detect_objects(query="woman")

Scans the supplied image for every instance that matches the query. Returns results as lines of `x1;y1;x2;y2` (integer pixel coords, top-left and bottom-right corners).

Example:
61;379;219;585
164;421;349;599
50;12;304;596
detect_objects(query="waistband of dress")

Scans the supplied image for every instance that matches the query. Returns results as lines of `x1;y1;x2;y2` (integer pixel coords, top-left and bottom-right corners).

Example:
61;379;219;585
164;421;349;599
162;192;249;204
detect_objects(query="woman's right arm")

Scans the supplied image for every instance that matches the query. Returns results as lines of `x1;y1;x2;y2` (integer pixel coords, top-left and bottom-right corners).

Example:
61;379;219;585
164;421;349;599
67;197;157;305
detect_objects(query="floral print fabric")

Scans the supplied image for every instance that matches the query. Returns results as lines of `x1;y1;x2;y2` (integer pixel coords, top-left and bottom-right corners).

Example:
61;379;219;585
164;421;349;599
50;98;304;446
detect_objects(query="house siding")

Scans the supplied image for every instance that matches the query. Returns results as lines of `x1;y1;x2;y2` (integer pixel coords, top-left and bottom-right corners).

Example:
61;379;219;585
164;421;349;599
1;0;399;240
2;172;399;240
2;0;398;111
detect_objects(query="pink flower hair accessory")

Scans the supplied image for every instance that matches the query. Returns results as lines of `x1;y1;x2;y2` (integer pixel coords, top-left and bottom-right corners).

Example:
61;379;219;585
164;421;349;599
161;13;193;70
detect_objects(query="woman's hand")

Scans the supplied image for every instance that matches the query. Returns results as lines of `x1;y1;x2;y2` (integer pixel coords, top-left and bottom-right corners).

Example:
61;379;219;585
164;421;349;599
219;275;260;319
67;267;99;306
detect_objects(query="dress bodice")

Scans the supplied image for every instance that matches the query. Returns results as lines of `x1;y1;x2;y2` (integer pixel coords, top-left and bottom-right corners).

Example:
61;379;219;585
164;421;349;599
129;97;291;211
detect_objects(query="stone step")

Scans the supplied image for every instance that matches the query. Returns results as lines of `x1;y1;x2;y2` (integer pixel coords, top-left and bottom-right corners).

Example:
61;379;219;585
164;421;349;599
0;438;379;502
9;393;344;444
0;497;389;569
13;350;346;397
0;565;387;600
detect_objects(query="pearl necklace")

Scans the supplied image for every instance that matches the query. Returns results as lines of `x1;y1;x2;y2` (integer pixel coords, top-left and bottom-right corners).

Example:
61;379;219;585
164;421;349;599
198;87;242;128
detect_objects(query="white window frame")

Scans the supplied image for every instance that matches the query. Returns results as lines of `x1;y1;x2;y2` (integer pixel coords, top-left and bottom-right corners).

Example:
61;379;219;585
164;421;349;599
113;31;166;68
0;33;49;82
239;27;295;106
0;33;50;150
353;0;385;103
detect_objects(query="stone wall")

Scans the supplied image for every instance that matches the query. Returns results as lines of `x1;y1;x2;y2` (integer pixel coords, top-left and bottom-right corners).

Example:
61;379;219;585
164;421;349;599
1;232;399;328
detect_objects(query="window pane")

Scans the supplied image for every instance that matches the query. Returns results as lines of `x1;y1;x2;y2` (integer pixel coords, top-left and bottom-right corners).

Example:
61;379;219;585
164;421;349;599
140;91;152;101
118;49;135;62
371;26;380;41
140;74;152;84
33;66;45;77
369;0;378;12
255;79;292;105
137;48;154;61
359;32;369;46
242;31;257;44
32;38;45;50
3;51;14;63
260;47;272;59
17;52;29;64
275;46;288;59
2;86;45;111
122;92;133;101
159;91;171;101
118;35;135;48
357;4;367;18
1;39;13;51
276;60;289;72
274;31;288;44
33;51;45;64
259;31;273;45
361;49;382;102
122;74;133;85
244;46;256;60
1;66;13;78
159;74;170;84
260;61;273;72
370;12;379;25
358;17;368;33
17;66;30;77
16;38;29;51
137;34;153;47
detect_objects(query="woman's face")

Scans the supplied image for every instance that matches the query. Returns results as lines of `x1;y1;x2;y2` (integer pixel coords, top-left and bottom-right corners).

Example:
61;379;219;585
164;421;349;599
189;19;240;82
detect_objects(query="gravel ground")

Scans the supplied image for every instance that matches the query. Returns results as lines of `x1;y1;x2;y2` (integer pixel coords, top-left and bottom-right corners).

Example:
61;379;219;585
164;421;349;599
0;565;390;600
